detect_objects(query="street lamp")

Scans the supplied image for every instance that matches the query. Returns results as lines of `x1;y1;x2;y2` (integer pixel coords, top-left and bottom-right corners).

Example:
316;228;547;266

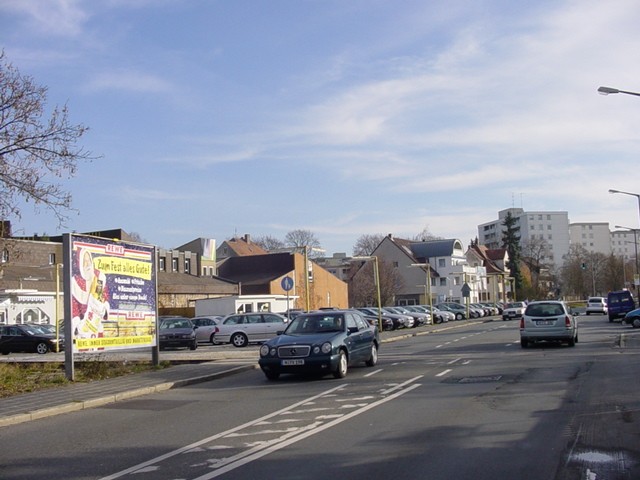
615;225;639;293
609;189;640;228
353;256;382;332
598;86;640;97
409;263;433;313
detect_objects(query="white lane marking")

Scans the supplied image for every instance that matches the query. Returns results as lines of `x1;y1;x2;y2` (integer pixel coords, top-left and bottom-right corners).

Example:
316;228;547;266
436;369;452;377
462;360;471;365
448;358;462;365
364;369;383;377
99;384;348;480
381;376;423;395
192;383;422;479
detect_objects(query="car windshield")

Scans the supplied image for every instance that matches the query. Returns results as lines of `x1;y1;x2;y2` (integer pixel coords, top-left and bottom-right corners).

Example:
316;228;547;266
160;318;192;329
526;303;564;317
285;315;345;334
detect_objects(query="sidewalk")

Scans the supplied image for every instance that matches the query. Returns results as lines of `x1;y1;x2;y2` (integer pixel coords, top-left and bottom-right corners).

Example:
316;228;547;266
0;320;484;428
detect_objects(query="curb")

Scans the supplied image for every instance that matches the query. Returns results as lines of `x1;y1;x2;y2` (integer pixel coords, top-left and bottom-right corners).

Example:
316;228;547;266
0;364;257;429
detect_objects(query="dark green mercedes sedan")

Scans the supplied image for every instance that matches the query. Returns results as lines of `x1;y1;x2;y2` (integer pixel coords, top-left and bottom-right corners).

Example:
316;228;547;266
258;310;379;381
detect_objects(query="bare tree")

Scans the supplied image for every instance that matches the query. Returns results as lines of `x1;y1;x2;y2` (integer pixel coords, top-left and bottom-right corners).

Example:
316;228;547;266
348;258;404;307
411;225;442;242
253;235;285;252
285;229;322;256
0;51;94;225
352;233;385;256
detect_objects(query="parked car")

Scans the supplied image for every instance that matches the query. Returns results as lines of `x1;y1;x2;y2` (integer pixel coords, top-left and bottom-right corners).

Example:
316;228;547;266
358;312;395;331
190;315;223;344
158;316;197;351
381;307;415;328
422;305;454;323
0;324;65;354
258;309;379;380
607;290;636;323
585;297;608;316
386;306;431;326
502;301;527;321
520;300;578;348
622;308;640;328
214;312;287;348
435;303;467;320
355;307;402;330
405;305;448;324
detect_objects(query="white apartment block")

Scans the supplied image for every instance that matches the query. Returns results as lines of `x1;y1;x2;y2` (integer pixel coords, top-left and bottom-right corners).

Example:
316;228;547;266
611;229;639;262
569;223;612;255
478;208;570;268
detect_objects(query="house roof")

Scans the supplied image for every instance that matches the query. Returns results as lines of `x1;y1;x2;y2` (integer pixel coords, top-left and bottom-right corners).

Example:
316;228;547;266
220;236;268;257
217;252;294;284
409;239;464;259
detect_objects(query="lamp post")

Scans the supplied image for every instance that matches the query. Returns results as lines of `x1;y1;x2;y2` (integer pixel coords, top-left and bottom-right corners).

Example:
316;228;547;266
609;189;640;228
597;86;640;97
409;263;433;312
353;256;382;332
615;225;639;293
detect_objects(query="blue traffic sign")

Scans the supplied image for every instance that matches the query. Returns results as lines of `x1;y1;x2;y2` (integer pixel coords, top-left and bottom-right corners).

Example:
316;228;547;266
281;276;294;291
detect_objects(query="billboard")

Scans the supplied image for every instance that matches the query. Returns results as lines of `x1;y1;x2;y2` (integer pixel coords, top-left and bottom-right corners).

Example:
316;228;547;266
68;234;157;352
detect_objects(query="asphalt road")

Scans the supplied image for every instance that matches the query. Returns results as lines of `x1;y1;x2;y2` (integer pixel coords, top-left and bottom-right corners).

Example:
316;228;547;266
1;315;638;480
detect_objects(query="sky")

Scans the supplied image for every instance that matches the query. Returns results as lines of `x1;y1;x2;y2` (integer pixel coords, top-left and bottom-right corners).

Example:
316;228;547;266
1;0;640;255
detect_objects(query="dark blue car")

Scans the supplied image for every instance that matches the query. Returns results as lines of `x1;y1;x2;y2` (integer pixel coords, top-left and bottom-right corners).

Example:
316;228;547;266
258;310;379;380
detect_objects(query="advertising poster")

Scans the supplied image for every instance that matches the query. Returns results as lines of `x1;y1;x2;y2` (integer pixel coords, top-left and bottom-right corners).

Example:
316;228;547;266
70;234;157;352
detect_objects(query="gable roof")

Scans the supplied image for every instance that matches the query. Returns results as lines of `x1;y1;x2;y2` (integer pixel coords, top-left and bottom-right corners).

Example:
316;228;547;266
219;235;268;257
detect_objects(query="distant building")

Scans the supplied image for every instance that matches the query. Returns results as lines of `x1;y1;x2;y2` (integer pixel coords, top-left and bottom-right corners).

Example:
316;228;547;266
478;208;570;268
569;222;612;255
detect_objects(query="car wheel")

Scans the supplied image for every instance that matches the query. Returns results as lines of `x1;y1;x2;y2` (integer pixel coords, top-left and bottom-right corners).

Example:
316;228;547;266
456;313;464;321
520;338;528;348
231;332;248;348
333;350;348;378
190;341;197;350
608;315;614;323
632;317;640;328
264;371;280;381
209;334;216;344
365;344;378;367
568;336;576;347
1;351;10;355
35;342;50;354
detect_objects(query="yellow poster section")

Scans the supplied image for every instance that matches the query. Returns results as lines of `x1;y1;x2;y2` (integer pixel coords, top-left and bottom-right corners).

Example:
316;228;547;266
94;257;152;280
76;335;155;349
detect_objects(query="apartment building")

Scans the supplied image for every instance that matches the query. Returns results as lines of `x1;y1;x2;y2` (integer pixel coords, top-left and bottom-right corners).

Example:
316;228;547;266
478;208;570;268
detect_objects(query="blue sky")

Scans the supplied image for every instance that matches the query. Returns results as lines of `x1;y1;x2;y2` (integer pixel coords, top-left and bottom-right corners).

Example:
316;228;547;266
2;0;640;255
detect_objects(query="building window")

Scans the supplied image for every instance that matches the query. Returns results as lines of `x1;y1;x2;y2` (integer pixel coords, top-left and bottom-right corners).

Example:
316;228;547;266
159;258;165;271
172;258;178;272
438;259;445;268
1;249;8;263
48;253;56;265
185;258;191;272
439;278;447;286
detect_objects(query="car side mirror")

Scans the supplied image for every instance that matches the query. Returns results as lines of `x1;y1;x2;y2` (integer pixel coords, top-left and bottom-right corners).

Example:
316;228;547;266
348;327;358;334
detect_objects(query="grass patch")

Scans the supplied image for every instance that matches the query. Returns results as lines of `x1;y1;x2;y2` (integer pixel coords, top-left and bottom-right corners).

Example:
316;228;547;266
0;360;171;398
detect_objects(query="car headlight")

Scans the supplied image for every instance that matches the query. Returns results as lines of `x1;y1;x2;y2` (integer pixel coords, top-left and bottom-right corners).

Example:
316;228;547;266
321;342;332;354
260;344;270;356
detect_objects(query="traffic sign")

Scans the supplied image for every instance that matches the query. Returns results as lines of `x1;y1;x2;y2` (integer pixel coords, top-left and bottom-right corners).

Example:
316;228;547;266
461;283;471;297
281;276;294;291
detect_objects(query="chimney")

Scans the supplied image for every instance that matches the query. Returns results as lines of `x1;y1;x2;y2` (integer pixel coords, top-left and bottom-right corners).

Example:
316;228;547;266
243;234;251;244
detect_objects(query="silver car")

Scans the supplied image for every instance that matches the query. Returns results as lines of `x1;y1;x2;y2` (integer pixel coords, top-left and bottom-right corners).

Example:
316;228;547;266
520;300;578;348
214;312;287;348
191;315;222;344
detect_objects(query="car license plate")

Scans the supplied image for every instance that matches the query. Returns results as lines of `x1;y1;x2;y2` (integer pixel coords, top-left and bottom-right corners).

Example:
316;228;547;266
281;359;305;366
536;320;554;326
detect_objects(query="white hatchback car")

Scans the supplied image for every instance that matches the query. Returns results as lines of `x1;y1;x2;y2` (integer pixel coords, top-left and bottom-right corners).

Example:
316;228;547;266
191;315;223;344
520;300;578;348
214;312;287;347
585;297;608;315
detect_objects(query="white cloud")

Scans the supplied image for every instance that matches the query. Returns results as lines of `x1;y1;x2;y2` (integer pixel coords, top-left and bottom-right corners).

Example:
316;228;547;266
0;0;88;36
83;70;173;94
